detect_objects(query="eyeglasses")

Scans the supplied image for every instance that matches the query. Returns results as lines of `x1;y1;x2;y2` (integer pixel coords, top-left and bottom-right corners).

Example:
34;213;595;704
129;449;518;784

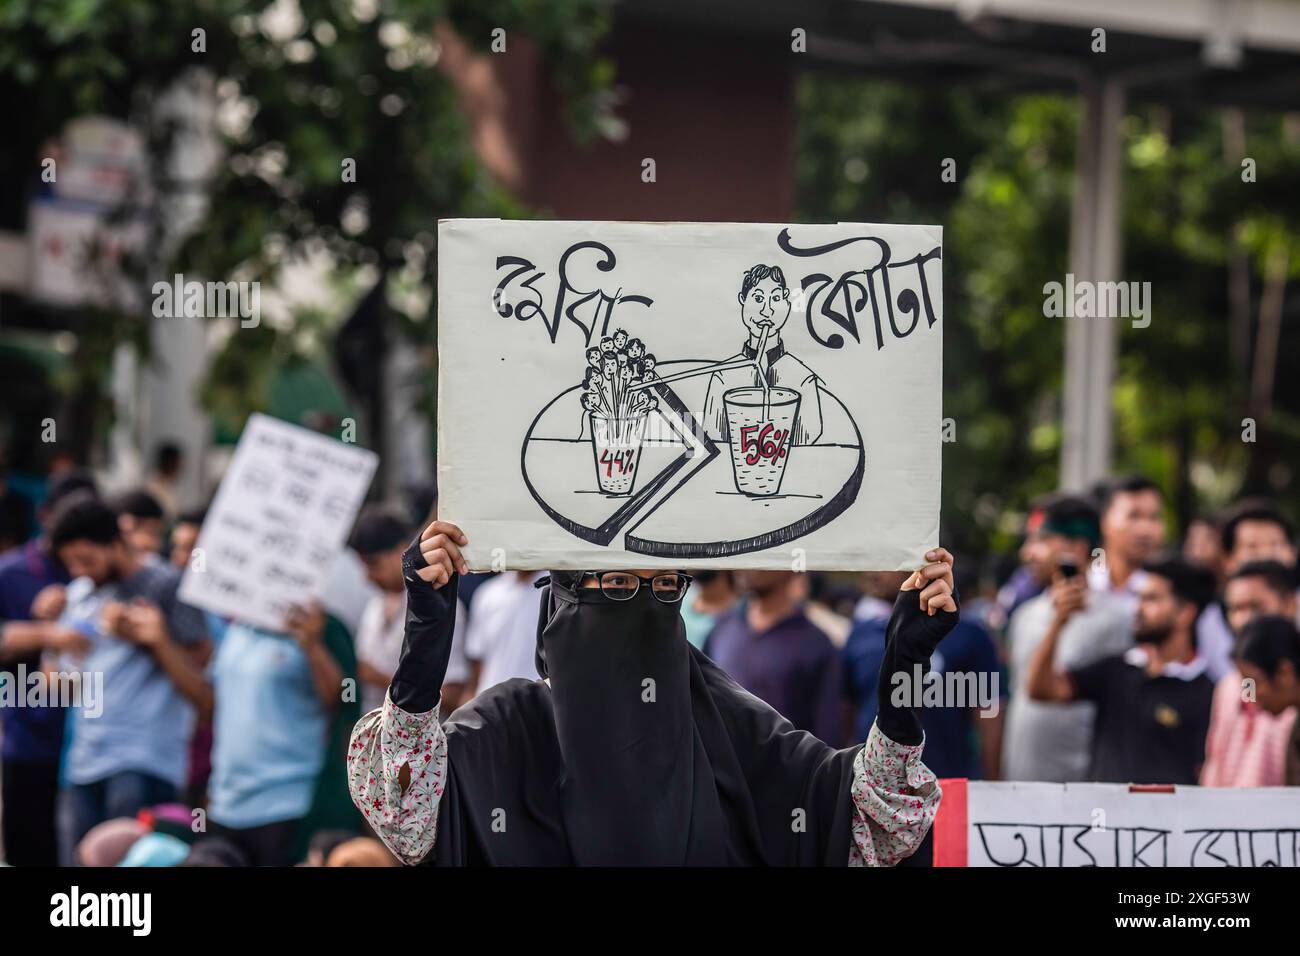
581;570;693;604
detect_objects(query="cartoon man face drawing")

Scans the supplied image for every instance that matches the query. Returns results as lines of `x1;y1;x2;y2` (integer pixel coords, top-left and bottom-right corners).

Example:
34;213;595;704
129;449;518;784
738;266;792;343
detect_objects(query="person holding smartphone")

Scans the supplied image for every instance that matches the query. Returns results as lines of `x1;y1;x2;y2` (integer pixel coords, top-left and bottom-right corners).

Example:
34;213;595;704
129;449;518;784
347;519;959;866
1002;494;1134;782
1024;556;1216;785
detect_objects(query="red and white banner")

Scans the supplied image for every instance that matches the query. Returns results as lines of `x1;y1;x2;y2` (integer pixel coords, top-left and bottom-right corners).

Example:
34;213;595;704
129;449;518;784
934;779;1300;867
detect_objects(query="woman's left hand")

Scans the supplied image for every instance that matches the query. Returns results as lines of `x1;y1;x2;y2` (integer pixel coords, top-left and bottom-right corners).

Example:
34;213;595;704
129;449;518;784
899;548;956;616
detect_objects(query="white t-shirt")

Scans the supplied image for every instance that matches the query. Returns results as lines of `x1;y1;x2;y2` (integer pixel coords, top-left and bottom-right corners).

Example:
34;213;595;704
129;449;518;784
853;594;893;623
355;589;469;714
1086;563;1146;609
465;572;545;694
1195;602;1235;684
323;549;380;638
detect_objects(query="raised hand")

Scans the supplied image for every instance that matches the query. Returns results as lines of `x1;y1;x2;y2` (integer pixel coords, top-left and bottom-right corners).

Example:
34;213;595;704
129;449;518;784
285;601;326;648
1048;574;1087;626
876;548;960;746
406;520;469;589
900;547;957;616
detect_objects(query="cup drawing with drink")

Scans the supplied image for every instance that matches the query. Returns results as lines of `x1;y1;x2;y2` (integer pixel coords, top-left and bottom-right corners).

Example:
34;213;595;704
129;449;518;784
719;321;800;496
699;264;826;496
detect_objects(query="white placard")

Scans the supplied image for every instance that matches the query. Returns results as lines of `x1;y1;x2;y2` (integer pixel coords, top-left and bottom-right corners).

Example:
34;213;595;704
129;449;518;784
437;219;943;571
178;414;378;631
964;781;1300;867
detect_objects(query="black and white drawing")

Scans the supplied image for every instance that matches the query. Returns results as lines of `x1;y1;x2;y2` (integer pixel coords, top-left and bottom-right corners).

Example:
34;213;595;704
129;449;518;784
520;262;866;559
440;220;943;571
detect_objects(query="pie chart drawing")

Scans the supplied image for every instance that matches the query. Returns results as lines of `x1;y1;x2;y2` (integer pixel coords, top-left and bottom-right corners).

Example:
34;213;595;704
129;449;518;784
520;360;865;559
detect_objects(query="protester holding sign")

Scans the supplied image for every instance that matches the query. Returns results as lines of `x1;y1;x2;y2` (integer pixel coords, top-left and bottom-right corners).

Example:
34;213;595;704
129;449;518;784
439;220;943;573
166;415;376;865
347;519;957;866
349;506;469;714
197;603;359;866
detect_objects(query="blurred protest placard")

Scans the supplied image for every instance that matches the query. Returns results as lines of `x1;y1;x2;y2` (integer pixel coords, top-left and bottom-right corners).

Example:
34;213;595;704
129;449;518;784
438;219;943;571
178;414;377;631
934;779;1300;867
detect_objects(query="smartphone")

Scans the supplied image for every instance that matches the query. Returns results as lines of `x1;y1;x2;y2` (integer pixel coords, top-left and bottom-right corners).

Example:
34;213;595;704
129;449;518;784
1057;556;1080;579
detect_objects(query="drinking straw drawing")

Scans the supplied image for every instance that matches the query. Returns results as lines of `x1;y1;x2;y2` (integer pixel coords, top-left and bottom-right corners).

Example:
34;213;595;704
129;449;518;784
623;321;774;400
753;320;772;419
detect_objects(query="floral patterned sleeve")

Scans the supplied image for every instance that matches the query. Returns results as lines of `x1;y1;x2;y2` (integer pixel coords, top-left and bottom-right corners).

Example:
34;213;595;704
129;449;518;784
847;721;942;867
347;689;448;866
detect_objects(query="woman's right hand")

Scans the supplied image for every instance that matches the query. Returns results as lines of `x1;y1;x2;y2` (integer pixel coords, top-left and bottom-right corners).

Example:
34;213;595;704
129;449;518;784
392;521;467;715
408;520;469;588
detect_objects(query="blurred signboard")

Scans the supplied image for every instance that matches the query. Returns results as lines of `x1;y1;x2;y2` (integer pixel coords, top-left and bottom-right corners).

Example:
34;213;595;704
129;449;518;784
27;116;147;309
179;414;377;631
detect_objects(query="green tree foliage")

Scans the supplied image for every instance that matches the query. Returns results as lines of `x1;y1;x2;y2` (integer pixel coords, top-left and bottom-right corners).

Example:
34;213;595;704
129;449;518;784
1;0;611;433
795;75;1300;565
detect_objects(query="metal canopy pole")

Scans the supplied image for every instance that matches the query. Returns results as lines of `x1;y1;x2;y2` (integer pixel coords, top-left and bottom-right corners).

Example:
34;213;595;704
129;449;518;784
1061;76;1126;491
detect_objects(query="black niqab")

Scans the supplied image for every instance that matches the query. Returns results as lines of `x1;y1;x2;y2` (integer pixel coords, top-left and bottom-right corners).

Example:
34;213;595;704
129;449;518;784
421;573;860;866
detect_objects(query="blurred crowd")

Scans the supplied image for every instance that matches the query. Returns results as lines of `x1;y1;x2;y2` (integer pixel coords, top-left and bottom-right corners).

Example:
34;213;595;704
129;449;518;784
1;447;1298;868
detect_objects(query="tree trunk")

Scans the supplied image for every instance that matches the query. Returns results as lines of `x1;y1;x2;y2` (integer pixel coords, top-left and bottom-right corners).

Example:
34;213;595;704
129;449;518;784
1221;110;1251;395
1244;241;1289;492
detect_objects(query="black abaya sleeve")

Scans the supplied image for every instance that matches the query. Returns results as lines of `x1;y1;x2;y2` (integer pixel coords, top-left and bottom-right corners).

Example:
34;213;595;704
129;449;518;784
876;589;960;745
388;537;460;714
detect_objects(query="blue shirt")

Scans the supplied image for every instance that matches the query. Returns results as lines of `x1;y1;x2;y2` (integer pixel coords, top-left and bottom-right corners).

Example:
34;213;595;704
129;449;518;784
206;622;330;828
680;602;726;651
0;540;68;763
843;616;1005;779
705;603;843;746
61;562;208;788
